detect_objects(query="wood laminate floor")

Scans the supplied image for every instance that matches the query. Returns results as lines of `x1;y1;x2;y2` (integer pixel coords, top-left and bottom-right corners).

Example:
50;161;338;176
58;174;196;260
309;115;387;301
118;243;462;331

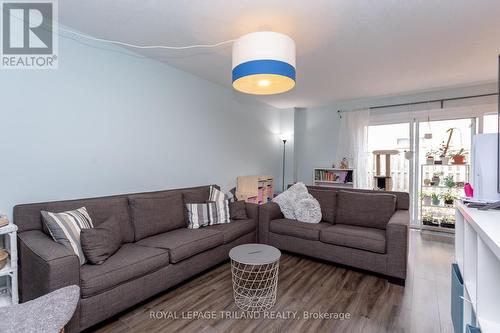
92;230;454;333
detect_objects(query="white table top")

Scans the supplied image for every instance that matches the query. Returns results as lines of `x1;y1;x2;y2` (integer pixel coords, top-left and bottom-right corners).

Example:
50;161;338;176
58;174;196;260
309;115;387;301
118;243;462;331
229;243;281;265
457;202;500;261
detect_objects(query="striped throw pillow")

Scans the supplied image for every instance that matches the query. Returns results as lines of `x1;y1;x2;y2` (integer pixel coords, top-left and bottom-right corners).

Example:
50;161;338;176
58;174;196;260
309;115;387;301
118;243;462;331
186;203;212;229
41;207;94;265
207;200;230;225
209;186;230;224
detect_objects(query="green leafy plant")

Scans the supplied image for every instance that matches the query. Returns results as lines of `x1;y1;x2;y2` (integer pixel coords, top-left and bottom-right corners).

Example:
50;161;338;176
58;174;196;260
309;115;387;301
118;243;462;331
420;191;431;200
426;150;437;158
440;191;458;204
431;192;441;205
422;213;433;222
450;148;466;158
443;175;455;188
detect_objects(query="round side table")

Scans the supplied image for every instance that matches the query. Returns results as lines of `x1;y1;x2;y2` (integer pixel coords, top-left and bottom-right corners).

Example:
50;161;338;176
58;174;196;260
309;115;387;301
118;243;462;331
229;243;281;312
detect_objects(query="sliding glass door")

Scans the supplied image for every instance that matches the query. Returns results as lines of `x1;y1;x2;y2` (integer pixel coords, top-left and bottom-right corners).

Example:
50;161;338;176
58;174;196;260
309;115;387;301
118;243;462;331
367;116;476;228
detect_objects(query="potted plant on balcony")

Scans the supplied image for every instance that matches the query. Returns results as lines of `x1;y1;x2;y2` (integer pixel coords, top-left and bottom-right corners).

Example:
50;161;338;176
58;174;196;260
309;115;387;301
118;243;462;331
443;175;456;189
441;215;456;228
431;192;440;206
426;150;436;165
423;178;431;186
422;213;434;226
420;191;432;206
432;171;443;186
441;191;457;206
450;148;467;165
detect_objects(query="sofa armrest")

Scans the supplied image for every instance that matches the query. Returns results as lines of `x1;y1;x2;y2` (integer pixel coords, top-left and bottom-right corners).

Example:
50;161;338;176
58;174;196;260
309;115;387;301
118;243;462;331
18;230;80;302
258;202;283;243
386;210;409;280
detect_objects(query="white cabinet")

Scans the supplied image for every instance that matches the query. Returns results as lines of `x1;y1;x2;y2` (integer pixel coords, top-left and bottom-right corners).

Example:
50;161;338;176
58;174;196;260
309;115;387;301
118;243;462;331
455;203;500;333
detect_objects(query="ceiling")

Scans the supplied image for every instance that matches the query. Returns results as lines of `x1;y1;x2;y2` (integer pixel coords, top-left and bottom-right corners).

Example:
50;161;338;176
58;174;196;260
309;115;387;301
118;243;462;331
59;0;500;109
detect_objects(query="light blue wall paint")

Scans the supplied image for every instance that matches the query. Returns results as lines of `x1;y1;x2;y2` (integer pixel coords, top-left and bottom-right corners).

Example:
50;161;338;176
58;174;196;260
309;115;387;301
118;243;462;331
293;82;497;184
0;32;282;220
294;106;341;184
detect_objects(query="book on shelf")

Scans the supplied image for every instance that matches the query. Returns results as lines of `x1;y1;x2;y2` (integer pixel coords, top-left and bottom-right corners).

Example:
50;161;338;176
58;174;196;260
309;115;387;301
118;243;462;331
315;169;351;183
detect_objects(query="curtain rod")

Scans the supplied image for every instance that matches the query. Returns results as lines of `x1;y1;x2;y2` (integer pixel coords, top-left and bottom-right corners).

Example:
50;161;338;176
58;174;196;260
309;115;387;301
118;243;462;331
369;92;498;110
337;92;498;118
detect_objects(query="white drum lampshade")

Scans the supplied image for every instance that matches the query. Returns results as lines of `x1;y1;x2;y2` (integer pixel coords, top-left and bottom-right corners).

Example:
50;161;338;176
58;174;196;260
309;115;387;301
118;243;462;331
232;32;296;95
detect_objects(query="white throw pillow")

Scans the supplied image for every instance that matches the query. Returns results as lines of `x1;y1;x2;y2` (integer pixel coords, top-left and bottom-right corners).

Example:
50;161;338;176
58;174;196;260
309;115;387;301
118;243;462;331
273;182;306;219
272;182;322;223
294;197;322;223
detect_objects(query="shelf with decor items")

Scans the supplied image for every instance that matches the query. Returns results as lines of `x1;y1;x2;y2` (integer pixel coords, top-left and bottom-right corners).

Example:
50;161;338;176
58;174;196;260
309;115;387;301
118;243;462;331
420;163;469;233
236;175;274;204
0;222;18;307
313;168;355;188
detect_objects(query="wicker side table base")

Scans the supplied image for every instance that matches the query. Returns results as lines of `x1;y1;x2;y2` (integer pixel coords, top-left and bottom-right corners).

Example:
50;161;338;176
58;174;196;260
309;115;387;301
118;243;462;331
230;259;279;312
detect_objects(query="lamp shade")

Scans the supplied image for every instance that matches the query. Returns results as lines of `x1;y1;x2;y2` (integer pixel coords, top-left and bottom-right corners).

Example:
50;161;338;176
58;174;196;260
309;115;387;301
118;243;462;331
232;32;296;95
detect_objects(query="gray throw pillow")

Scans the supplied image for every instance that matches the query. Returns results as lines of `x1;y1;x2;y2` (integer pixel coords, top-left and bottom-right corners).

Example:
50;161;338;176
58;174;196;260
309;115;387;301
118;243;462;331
81;216;122;264
229;201;248;220
41;207;93;265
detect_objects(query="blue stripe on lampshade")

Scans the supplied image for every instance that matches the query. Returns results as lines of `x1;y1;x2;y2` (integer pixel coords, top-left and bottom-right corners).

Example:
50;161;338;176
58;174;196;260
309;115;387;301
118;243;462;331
232;59;296;82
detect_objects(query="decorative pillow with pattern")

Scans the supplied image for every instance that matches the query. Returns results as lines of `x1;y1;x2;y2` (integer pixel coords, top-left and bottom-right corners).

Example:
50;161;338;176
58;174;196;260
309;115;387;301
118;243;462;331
272;182;322;223
294;197;322;223
208;186;230;224
41;207;94;265
186;202;213;229
272;182;310;219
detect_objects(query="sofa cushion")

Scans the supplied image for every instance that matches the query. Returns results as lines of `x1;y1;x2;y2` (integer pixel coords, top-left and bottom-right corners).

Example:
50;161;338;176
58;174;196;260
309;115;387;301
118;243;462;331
14;196;135;243
269;218;331;241
129;192;185;241
81;215;122;264
308;189;336;223
205;219;256;243
336;191;396;229
80;243;169;298
320;224;386;254
136;228;224;263
182;187;210;204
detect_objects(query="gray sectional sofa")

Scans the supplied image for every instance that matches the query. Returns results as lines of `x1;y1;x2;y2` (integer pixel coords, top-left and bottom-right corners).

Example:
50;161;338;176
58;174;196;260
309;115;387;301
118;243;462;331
14;185;258;333
259;186;410;284
14;184;409;332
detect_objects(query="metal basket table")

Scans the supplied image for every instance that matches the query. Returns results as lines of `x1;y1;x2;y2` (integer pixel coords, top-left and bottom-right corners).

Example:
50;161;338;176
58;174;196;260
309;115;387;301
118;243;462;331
229;243;281;312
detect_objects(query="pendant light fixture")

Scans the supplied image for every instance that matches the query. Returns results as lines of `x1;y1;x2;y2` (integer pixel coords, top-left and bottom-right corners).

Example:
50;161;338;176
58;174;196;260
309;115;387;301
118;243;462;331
232;32;296;95
424;115;433;139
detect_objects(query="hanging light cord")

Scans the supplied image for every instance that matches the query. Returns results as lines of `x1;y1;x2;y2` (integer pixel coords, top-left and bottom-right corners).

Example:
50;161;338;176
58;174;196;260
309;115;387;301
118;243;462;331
2;10;236;50
59;26;236;50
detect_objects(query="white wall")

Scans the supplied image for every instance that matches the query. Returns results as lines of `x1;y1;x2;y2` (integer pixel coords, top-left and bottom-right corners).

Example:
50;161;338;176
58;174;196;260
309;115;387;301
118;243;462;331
0;32;282;220
293;82;497;184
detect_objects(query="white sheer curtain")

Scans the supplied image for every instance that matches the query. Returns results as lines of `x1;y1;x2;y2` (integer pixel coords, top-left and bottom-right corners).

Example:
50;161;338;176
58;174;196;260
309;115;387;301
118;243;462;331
335;109;370;189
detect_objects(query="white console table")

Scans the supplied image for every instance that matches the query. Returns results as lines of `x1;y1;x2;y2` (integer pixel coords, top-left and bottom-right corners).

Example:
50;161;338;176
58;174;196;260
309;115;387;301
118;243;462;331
455;202;500;333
